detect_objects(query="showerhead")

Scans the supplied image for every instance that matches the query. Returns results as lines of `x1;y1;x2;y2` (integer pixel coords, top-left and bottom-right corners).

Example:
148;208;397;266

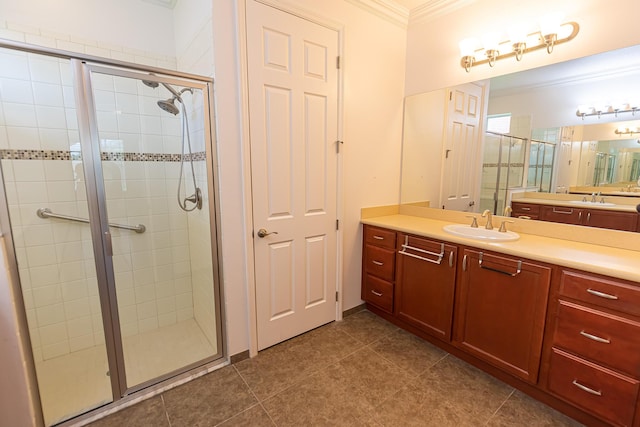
158;97;180;115
142;80;159;88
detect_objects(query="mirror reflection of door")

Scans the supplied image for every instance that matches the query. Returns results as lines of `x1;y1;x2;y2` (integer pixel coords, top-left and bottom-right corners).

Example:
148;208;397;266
440;83;485;211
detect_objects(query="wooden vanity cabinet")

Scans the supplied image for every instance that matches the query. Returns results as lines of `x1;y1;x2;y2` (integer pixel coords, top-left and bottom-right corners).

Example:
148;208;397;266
542;269;640;426
511;201;540;220
582;209;638;231
517;202;639;231
539;205;583;225
453;248;552;384
394;233;457;341
362;225;397;313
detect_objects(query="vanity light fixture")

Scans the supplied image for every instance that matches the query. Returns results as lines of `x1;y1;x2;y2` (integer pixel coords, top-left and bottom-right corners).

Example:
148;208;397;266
459;15;579;72
577;103;638;120
614;127;640;136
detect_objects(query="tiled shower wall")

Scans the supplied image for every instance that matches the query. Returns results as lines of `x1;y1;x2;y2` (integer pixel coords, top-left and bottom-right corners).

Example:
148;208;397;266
0;32;217;361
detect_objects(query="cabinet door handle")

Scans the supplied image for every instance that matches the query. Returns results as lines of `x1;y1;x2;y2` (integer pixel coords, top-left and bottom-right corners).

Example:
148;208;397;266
580;330;611;344
372;260;384;266
552;207;573;214
572;380;602;396
587;288;619;300
462;254;467;271
478;252;522;276
449;251;454;268
370;290;383;297
373;235;384;240
586;212;591;222
578;211;582;221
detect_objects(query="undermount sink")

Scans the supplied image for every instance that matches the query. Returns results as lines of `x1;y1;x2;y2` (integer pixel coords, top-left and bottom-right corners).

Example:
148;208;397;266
569;200;617;207
443;224;520;242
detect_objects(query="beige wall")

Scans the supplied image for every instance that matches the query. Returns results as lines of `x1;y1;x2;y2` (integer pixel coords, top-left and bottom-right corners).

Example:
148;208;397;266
405;0;640;96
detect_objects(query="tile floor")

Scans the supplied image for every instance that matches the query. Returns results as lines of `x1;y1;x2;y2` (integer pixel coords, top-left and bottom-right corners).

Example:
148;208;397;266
87;310;583;427
39;319;215;425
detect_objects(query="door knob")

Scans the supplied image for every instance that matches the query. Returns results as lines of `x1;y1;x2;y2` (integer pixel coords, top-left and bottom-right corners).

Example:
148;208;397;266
257;228;278;238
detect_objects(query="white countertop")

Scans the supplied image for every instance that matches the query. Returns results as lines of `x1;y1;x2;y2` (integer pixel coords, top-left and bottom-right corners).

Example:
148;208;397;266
362;214;640;284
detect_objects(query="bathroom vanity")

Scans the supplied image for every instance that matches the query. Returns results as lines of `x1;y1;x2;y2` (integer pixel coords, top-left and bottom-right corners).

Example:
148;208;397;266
510;194;640;232
361;209;640;427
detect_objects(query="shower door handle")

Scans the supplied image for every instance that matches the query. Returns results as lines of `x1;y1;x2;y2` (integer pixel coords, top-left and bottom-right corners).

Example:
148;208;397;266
104;231;113;256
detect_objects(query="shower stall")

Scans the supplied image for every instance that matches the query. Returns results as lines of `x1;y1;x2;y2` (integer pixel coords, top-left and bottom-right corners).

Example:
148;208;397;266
479;132;527;215
0;43;223;425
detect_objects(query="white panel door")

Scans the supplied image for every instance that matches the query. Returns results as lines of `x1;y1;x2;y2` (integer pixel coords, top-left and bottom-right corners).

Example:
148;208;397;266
440;83;484;211
246;1;339;350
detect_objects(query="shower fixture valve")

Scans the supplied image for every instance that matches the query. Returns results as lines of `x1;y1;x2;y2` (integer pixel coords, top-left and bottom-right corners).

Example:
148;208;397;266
185;188;203;210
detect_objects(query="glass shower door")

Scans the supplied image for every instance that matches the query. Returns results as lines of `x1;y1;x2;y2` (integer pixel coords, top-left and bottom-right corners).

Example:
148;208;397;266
85;66;221;390
0;48;113;425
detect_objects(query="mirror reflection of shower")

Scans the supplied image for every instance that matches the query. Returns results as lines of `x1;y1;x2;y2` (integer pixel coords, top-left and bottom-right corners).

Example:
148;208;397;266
142;78;202;211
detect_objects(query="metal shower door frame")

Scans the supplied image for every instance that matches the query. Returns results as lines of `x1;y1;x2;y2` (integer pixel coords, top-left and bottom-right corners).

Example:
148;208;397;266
73;60;225;399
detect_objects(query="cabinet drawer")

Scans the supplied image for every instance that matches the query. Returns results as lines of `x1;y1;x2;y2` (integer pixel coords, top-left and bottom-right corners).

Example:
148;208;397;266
547;348;639;426
559;270;640;317
540;205;583;225
511;202;540;215
364;245;395;281
363;274;393;313
364;226;396;250
553;301;640;377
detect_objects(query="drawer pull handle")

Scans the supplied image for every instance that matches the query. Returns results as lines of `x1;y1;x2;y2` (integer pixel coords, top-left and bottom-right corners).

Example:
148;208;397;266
373;235;384;240
572;380;602;396
518;215;532;220
371;290;383;297
586;288;619;300
521;207;531;211
580;331;611;344
372;260;384;266
478;252;522;276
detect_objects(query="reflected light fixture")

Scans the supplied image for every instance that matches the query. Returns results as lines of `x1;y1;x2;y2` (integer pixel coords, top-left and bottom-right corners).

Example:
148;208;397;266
577;103;638;120
614;126;640;136
459;14;579;72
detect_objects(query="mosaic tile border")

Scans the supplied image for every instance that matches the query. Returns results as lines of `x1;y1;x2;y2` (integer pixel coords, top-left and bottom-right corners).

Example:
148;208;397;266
0;149;206;162
482;162;526;168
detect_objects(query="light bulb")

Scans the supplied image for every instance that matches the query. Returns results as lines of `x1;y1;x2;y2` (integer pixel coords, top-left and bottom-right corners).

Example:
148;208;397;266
458;38;478;57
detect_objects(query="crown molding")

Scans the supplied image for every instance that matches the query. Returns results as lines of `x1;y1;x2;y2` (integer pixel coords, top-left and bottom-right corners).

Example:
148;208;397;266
490;64;640;99
410;0;477;24
345;0;410;29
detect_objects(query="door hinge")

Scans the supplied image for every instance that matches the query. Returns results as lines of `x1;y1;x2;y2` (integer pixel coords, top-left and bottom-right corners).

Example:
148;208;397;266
336;56;341;69
335;291;339;302
336;219;339;230
336;140;343;154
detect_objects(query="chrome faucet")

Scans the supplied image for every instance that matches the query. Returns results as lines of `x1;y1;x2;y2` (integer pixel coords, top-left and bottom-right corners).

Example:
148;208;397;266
590;192;596;202
481;209;494;230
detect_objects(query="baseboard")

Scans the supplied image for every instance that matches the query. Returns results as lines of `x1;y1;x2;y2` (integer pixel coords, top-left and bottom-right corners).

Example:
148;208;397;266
229;350;250;364
342;303;367;318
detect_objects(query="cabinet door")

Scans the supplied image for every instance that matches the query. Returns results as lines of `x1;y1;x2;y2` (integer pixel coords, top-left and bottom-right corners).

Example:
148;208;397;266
395;234;457;341
540;205;583;225
453;249;552;383
583;209;638;231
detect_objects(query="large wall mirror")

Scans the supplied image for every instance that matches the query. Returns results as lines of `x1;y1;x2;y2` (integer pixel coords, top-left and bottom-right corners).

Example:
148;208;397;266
400;44;640;217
